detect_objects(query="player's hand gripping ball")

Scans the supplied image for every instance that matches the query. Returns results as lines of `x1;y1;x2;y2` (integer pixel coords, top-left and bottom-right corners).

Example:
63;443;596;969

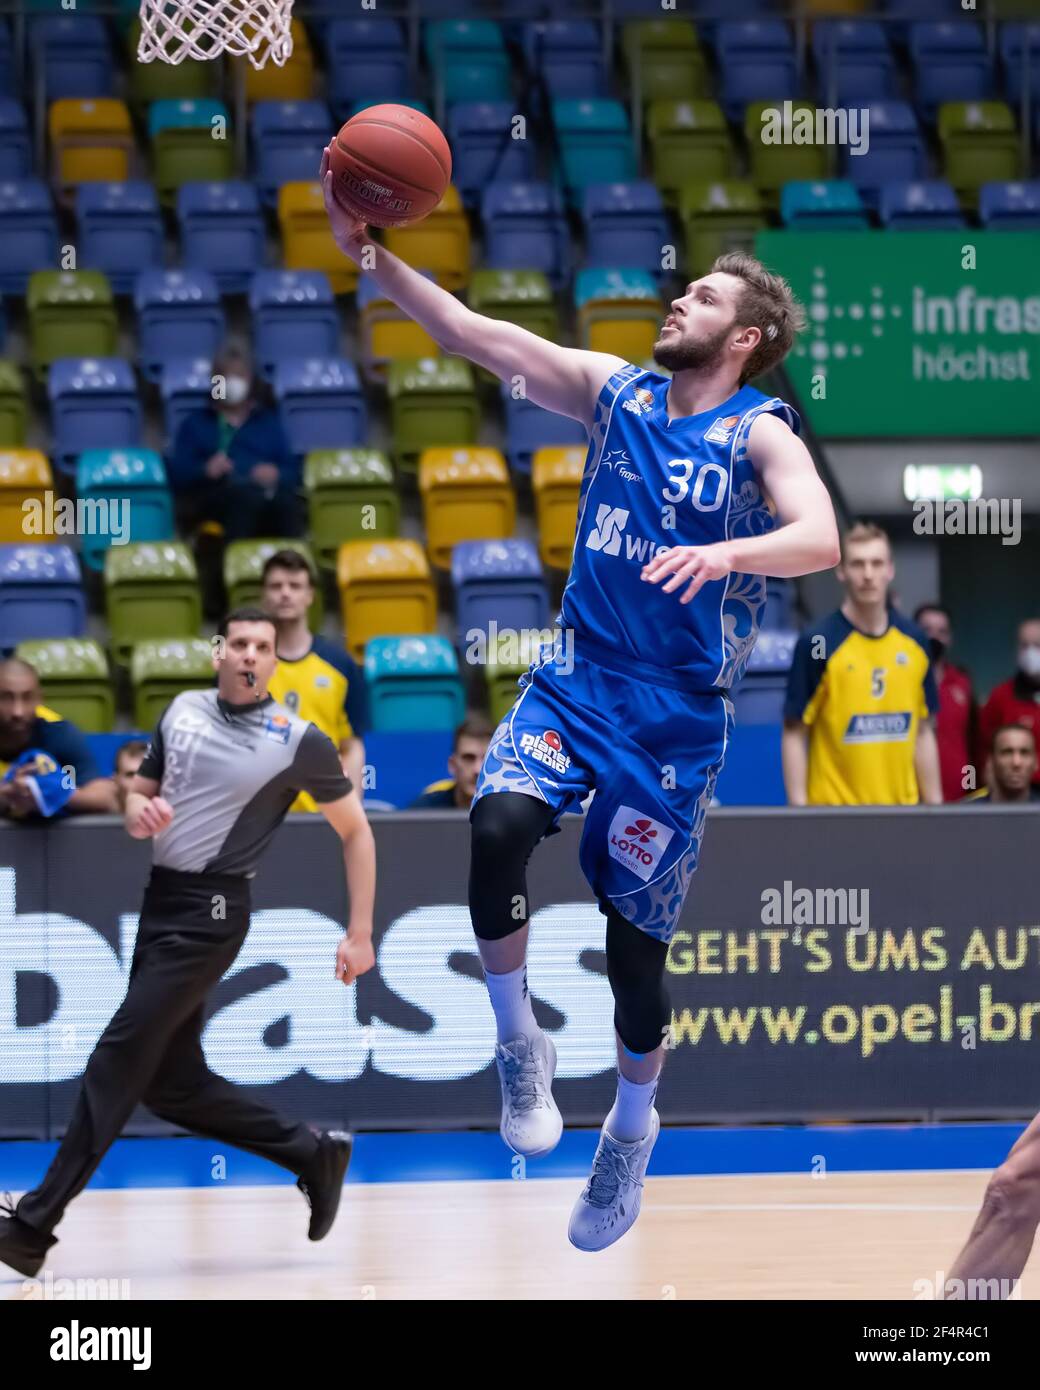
325;103;452;230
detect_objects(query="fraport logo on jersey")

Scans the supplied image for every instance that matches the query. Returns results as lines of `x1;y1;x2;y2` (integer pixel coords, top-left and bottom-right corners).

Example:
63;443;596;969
519;729;571;776
704;414;740;445
607;806;675;882
622;387;654;417
602;449;643;483
264;714;291;745
844;712;912;743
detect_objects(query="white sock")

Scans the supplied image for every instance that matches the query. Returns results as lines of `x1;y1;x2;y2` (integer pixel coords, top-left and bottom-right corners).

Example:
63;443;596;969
605;1071;659;1143
484;962;538;1044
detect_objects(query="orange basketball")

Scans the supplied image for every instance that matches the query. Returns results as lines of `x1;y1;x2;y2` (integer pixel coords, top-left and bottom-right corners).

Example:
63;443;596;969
327;104;452;229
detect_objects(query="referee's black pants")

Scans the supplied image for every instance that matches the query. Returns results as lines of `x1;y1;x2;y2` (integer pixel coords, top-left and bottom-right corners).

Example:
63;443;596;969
17;867;321;1237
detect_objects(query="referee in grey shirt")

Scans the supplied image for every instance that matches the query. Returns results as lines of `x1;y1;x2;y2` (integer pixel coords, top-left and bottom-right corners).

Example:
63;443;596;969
0;608;377;1278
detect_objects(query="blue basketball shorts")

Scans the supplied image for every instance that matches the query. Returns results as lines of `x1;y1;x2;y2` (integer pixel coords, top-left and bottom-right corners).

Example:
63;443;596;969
471;646;734;944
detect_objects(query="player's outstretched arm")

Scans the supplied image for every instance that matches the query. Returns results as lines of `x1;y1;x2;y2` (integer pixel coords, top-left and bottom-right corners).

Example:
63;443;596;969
318;791;377;986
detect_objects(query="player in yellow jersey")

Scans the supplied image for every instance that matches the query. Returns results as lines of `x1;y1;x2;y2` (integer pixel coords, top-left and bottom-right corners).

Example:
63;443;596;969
262;551;366;812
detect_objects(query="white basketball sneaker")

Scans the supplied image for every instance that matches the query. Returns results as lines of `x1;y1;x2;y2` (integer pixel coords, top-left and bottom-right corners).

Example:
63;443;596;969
568;1109;661;1252
494;1031;564;1158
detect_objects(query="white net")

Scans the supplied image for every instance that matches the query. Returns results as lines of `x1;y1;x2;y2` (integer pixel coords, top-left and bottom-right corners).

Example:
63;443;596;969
137;0;295;69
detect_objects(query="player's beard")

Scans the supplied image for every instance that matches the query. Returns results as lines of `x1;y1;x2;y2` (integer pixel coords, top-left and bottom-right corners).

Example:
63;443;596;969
652;319;734;374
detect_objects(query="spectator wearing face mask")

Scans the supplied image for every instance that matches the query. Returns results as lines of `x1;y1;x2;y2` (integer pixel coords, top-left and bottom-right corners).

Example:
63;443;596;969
979;618;1040;787
913;603;977;802
167;345;303;540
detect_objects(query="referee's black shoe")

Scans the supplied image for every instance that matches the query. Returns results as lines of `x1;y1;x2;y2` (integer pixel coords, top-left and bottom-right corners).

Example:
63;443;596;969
297;1131;353;1241
0;1194;57;1278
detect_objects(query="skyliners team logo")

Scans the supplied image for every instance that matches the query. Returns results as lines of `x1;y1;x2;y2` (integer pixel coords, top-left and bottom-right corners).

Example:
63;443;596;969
607;806;675;882
622;386;654;416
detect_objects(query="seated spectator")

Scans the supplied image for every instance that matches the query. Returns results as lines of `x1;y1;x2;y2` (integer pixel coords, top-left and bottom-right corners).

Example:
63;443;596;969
979;618;1040;787
0;659;117;818
167;345;303;541
410;715;493;809
964;725;1040;804
914;603;977;801
113;739;149;813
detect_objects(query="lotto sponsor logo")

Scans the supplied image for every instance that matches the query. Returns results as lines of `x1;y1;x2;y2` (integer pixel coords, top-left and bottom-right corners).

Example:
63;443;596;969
519;730;571;775
844;712;912;743
607;805;675;882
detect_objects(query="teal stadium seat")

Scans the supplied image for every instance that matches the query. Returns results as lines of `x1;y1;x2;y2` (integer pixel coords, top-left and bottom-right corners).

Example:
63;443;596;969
75;447;174;571
364;634;465;732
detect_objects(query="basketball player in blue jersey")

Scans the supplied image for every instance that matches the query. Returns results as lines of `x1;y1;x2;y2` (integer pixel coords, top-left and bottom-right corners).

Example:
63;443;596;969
323;161;840;1248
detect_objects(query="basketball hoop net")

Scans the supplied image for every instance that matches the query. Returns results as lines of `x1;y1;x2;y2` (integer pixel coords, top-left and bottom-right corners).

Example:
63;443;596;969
137;0;295;69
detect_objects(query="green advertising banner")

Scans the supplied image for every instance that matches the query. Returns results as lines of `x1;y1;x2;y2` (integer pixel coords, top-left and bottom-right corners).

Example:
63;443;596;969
754;231;1040;437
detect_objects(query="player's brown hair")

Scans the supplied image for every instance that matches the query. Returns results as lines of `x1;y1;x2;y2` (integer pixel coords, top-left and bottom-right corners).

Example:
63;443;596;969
710;251;807;383
841;521;891;561
991;722;1037;754
261;548;316;587
453;713;495;751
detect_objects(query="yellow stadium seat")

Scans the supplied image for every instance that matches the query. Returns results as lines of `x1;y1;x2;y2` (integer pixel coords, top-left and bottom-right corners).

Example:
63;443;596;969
0;449;53;542
417;447;515;570
381;185;471;292
531;446;584;570
359;289;440;384
278;181;358;293
578;280;662;361
238;20;315;102
336;538;437;662
49;99;134;187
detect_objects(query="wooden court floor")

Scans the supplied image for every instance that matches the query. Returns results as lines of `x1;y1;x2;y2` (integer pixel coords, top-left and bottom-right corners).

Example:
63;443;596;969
5;1168;1035;1300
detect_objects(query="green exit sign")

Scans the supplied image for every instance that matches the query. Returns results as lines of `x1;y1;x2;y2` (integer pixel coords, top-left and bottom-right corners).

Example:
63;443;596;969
903;465;983;501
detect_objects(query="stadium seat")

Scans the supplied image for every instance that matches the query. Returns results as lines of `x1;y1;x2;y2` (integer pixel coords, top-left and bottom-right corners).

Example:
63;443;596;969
714;21;798;122
780;180;870;228
76;181;164;293
131;637;215;728
159;356;213;443
224;538;322;628
177;181;266;294
523;20;609;103
364;635;465;733
49;98;134;188
468;269;558;385
278;181;358;294
731;629;798;725
484;637;530;724
424;20;511;104
149;99;235;203
840;101;927;204
125;19;218;109
481;180;570;290
0;178;60;293
909;22;994;121
273;357;367;456
811;20;897;104
28;270;118;380
1001;23;1040;105
104;540;201;663
582;181;672;278
32;14;114;103
745;101;830;208
531;446;583;569
357;269;440;383
0;99;31;180
14;637;113;731
762;578;796;632
978;180;1040;228
647;100;736;208
336;538;437;663
877;179;967;228
0;544;86;644
621;19;710;106
251;100;332;206
451;538;549;650
381;184;471;291
0;24;14;107
344;98;431;122
447;103;536;209
0;364;28;447
553;100;638;205
134;269;225;382
74;447;174;571
249;270;340;380
49;357;141;476
575;268;662;359
418;446;516;570
679;180;766;276
304;449;400;568
0;450;52;543
238;19;315;104
386;357;479;473
938;101;1020;203
324;18;410;122
501;382;587;475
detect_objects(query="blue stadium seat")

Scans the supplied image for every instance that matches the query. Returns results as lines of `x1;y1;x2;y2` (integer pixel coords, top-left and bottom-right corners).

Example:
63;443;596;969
0;543;85;644
811;21;897;104
0;21;13;99
840;101;926;205
882;0;969;44
0;99;31;180
761;579;795;633
31;14;114;102
324;18;410;122
344;98;430;121
878;179;966;228
273;357;367;455
523;20;609;102
176;181;266;294
49;358;141;476
160;356;213;443
0;178;59;294
731;628;798;726
1001;24;1040;105
364;634;465;732
552;100;637;205
909;23;993;121
251;100;332;206
134;270;225;384
447;103;537;210
481;180;570;289
978;180;1040;228
501;381;587;474
451;538;549;650
75;447;174;571
76;182;164;295
714;22;798;123
582;181;672;278
780;180;870;229
249;270;340;380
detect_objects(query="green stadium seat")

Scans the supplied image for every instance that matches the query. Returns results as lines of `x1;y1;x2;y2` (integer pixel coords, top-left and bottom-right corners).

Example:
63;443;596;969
646;100;735;208
386;357;480;474
622;20;711;106
27;269;118;380
104;540;201;664
744;101;828;209
303;449;400;570
131;636;214;728
150;99;235;204
484;638;530;725
938;102;1020;204
15;636;114;732
467;270;559;386
125;19;218;110
0;361;28;447
223;537;323;629
678;181;767;276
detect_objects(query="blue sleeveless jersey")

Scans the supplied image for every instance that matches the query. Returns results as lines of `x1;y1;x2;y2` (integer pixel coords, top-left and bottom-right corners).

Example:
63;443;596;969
559;364;800;691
